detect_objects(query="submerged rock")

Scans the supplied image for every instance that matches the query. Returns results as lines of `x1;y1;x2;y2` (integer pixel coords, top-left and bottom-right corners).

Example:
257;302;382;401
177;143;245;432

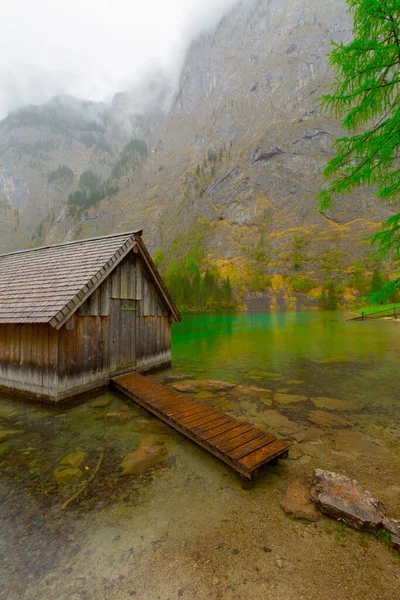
130;418;170;434
311;469;386;531
0;406;19;420
230;385;272;404
258;409;300;432
274;393;308;405
0;429;24;442
102;412;136;424
0;442;9;455
53;466;83;485
87;395;113;408
312;397;361;411
308;410;351;428
290;427;323;443
334;430;379;455
60;450;87;468
281;479;320;521
119;442;167;476
172;379;237;393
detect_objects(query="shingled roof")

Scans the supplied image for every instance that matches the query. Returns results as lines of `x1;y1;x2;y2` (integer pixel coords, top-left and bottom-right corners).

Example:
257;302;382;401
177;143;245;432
0;231;180;328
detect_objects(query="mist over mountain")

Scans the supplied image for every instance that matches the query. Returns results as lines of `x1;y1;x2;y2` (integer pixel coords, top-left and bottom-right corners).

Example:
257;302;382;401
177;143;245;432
0;0;395;308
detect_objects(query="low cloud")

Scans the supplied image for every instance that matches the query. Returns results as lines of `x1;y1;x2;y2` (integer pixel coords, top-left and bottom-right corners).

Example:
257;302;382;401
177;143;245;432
0;0;245;120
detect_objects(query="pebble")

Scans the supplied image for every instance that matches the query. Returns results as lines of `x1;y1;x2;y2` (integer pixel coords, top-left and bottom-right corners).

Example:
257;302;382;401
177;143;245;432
275;559;283;569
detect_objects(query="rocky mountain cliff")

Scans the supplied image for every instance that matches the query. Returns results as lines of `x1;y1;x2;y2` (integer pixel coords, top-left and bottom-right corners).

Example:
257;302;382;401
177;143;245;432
0;0;395;308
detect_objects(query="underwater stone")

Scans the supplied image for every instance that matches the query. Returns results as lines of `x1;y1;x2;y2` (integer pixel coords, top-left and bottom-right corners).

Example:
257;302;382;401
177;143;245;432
130;418;170;434
274;393;308;405
0;429;24;442
87;395;113;408
60;450;87;468
119;442;167;476
312;397;361;411
53;466;83;485
308;410;352;428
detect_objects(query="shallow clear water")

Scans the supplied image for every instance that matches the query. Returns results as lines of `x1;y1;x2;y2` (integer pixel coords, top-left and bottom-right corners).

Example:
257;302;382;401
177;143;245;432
1;311;400;599
171;311;400;411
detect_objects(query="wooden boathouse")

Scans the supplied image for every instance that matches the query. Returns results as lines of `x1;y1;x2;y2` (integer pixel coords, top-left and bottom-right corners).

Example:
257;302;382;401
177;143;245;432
0;231;181;402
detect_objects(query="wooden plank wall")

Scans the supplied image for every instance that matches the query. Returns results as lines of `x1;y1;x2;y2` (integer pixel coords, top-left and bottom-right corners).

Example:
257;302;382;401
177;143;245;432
56;315;109;399
136;260;172;371
0;323;59;399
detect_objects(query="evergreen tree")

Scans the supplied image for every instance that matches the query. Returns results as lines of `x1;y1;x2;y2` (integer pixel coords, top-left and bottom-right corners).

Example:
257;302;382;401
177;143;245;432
326;280;339;310
317;0;400;300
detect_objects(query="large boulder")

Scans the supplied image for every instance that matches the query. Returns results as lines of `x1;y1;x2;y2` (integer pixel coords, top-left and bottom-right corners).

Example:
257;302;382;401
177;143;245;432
311;469;386;531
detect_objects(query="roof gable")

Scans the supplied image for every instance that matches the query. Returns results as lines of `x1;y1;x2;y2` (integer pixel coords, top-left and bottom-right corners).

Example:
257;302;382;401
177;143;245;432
0;232;159;327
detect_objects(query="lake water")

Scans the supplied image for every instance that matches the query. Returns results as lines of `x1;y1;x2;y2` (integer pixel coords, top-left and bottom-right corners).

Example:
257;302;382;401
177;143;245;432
1;311;399;600
171;311;400;411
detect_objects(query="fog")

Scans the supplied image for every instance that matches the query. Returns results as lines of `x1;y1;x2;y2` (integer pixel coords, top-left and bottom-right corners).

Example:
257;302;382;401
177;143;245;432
0;0;244;120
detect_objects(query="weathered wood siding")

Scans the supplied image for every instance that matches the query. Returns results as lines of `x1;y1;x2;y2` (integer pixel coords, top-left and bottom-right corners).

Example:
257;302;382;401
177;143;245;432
56;315;110;400
0;323;59;400
135;259;171;371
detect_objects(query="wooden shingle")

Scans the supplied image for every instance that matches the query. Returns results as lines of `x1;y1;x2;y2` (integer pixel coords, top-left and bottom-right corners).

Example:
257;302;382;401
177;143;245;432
0;232;141;326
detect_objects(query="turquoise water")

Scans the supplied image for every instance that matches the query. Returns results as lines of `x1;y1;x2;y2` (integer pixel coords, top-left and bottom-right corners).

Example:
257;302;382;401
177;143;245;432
171;311;400;410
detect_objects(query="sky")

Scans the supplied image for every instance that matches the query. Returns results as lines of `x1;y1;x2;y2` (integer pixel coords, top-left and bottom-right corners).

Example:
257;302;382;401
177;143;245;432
0;0;242;119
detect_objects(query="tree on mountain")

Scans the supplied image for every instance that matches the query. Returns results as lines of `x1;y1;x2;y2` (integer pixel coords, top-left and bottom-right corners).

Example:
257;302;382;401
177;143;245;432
317;0;400;300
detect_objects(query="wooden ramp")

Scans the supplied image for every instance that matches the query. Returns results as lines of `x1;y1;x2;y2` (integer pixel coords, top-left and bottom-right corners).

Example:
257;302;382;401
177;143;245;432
112;372;289;480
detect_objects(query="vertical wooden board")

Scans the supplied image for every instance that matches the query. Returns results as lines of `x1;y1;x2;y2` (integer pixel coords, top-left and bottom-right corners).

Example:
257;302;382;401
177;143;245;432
67;322;76;377
138;316;145;359
120;259;128;299
102;315;110;376
4;324;11;365
10;324;21;365
100;278;111;316
111;266;121;298
74;317;84;389
42;325;50;394
91;289;100;316
57;326;68;392
129;254;136;300
143;274;150;316
95;317;102;376
136;260;143;302
157;317;162;354
82;318;93;382
0;326;5;362
109;299;120;374
48;327;58;369
36;324;44;392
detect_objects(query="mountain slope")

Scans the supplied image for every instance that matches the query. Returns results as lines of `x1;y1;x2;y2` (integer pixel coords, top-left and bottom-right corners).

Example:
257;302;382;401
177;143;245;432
0;0;397;307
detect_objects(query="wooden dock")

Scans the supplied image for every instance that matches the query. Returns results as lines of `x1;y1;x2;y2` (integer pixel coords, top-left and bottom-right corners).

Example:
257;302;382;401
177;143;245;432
347;306;400;321
111;372;289;480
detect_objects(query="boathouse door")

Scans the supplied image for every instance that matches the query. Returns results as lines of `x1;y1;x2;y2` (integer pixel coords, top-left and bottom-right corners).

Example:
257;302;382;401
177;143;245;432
109;299;137;375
